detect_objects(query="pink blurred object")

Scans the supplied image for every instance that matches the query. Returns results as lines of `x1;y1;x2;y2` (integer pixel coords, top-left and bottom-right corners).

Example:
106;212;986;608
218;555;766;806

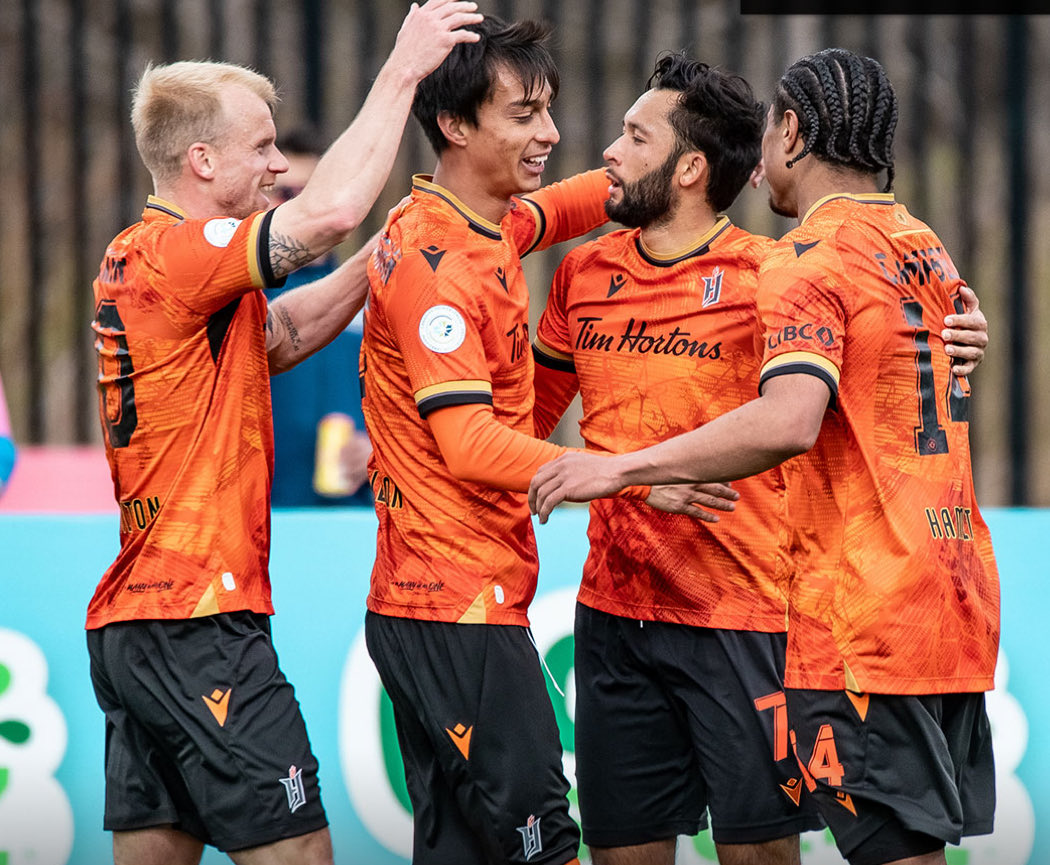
0;445;116;513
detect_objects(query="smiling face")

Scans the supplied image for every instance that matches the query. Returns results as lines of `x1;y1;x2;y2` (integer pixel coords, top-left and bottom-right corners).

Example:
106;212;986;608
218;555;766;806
208;84;289;219
462;64;560;201
602;88;684;229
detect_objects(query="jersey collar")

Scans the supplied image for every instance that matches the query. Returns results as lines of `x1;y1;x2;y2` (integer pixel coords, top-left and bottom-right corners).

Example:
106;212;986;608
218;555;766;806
801;192;896;225
411;175;502;240
634;215;732;267
143;195;187;221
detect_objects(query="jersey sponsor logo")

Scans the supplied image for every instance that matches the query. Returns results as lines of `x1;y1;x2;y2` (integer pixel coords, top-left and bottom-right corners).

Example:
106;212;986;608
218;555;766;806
701;266;724;308
516;814;543;860
507;322;529;363
793;239;821;257
279;765;307;813
419;245;446;273
574;316;721;360
766;323;835;350
202;688;231;726
202;217;241;248
606;273;627;297
419;305;466;354
445;723;473;759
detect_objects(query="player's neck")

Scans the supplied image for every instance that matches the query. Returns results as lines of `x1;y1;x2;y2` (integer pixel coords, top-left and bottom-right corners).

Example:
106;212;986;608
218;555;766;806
431;161;514;226
639;201;719;256
793;167;882;225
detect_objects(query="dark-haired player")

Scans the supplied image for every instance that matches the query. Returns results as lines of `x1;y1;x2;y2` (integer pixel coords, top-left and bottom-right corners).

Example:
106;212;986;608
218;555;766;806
361;15;727;865
530;48;998;865
531;53;820;865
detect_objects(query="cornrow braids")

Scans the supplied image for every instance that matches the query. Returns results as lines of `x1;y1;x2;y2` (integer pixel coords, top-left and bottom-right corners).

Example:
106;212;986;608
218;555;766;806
773;48;898;192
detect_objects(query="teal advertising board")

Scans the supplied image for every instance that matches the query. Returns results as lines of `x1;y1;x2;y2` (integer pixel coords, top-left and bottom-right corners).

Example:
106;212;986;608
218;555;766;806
0;508;1043;864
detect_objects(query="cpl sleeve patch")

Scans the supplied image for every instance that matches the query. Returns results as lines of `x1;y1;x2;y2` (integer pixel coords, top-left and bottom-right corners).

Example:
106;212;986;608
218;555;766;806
203;217;242;248
418;305;466;354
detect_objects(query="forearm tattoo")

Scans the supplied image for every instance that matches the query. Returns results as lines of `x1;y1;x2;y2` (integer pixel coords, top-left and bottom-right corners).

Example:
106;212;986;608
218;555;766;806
265;303;302;354
269;230;313;278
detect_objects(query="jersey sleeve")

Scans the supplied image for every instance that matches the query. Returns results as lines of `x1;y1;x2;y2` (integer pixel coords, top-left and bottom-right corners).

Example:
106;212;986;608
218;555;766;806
383;248;494;418
151;209;283;316
757;252;846;400
510;169;610;256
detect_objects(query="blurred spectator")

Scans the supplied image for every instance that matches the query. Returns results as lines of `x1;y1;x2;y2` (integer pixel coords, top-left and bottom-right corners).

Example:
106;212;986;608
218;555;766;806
265;126;373;507
0;374;14;498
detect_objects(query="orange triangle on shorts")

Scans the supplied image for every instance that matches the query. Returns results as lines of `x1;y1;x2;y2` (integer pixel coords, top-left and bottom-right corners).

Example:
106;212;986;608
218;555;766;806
446;723;473;760
202;688;231;727
835;791;858;816
780;777;803;806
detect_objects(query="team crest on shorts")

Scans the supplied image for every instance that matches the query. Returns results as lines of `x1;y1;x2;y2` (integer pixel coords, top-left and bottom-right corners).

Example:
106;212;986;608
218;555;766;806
516;814;543;860
279;765;307;813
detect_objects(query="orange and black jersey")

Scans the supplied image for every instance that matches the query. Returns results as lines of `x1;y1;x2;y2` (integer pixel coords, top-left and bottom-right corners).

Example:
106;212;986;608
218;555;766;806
88;197;284;629
534;218;791;631
758;193;1000;694
363;171;609;626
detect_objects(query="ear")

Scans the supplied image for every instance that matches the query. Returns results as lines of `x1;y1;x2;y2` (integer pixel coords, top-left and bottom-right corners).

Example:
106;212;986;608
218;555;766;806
781;109;803;159
678;151;708;190
436;111;469;149
186;142;216;181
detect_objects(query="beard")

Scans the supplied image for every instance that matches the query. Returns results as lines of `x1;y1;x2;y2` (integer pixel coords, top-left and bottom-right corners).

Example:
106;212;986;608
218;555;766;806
604;147;681;229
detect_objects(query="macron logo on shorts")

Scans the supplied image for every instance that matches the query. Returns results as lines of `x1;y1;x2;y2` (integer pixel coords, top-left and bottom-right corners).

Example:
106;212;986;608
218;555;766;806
445;722;473;759
279;765;307;813
202;688;231;726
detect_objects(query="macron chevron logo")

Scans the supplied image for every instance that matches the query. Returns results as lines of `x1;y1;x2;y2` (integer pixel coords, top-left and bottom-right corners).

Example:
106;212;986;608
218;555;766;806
793;240;821;257
420;246;446;272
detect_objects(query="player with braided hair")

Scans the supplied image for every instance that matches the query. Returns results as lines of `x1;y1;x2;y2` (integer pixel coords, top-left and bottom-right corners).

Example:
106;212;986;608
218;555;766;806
777;47;897;191
530;46;998;865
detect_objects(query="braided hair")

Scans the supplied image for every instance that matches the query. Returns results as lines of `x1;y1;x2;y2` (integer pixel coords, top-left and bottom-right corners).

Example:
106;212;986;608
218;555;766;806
773;48;898;192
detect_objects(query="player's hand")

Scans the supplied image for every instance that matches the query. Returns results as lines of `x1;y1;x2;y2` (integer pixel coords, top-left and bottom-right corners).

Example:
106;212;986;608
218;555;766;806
942;285;987;377
529;452;626;524
392;0;483;82
645;482;738;522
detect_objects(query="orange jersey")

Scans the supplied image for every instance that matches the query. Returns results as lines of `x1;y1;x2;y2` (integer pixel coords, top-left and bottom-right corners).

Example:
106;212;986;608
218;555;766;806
757;193;1000;694
87;197;282;629
535;218;790;631
363;171;609;625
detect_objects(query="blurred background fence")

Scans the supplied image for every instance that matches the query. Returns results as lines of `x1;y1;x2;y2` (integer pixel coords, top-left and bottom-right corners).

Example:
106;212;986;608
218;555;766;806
0;2;1046;505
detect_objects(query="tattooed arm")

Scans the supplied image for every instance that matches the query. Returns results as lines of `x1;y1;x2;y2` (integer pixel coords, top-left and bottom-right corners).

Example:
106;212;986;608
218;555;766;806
265;0;482;278
266;233;378;375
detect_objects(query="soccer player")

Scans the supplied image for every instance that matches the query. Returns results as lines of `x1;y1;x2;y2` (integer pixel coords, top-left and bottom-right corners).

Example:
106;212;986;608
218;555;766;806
360;18;728;865
86;3;482;864
531;53;822;865
530;48;999;865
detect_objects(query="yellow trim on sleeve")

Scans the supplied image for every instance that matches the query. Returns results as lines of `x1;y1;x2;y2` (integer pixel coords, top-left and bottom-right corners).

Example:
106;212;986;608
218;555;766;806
245;213;265;288
533;336;573;363
762;350;840;385
413;380;493;403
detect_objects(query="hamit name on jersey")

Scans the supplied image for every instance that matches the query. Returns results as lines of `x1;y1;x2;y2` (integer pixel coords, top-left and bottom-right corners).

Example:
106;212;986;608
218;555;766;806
119;495;161;533
925;505;975;541
874;245;959;288
574;316;721;359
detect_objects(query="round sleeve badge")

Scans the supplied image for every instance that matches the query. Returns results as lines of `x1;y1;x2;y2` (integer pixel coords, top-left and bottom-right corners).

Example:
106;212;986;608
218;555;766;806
203;217;242;248
418;305;466;354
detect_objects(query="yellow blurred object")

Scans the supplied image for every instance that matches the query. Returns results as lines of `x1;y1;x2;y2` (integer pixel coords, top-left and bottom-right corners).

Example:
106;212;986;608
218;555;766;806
313;412;355;497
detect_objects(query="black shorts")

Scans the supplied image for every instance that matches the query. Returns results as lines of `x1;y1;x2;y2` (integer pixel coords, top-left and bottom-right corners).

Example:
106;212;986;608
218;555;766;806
87;611;328;851
365;611;581;865
573;603;823;847
785;688;995;864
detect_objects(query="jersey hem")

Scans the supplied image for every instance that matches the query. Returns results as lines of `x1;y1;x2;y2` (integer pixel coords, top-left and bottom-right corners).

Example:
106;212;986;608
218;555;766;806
577;592;786;633
85;602;275;630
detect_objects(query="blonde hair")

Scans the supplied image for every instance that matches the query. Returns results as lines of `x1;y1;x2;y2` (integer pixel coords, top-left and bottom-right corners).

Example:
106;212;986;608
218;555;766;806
131;60;278;183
